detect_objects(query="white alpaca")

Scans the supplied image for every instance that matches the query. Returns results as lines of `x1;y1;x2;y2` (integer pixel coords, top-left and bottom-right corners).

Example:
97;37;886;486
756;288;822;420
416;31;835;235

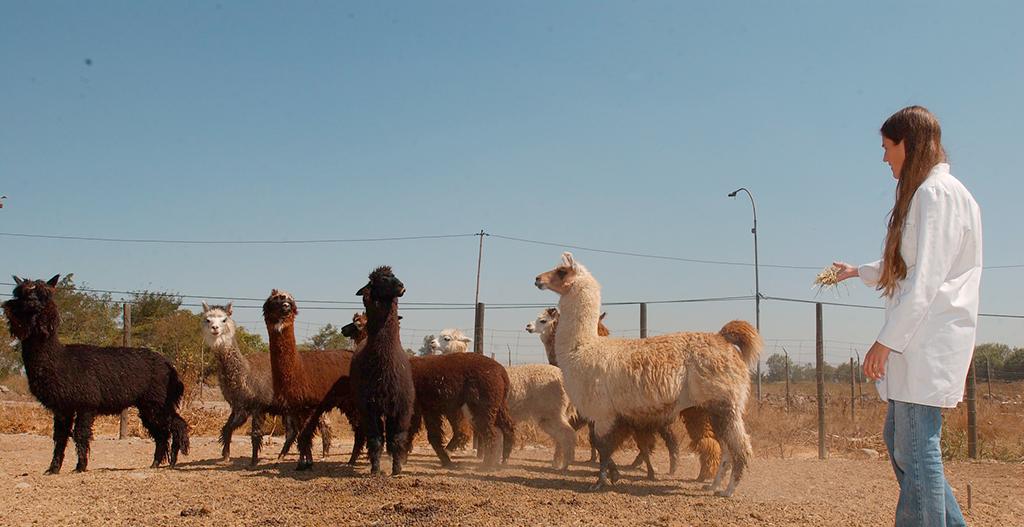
535;252;761;496
505;364;577;470
437;328;471;354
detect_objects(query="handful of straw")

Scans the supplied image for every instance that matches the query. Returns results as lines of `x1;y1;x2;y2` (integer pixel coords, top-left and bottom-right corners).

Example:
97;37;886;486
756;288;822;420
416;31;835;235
812;264;842;296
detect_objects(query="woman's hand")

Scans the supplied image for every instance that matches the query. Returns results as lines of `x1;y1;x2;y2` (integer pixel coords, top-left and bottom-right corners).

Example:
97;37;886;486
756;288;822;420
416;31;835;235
863;341;893;380
832;261;859;282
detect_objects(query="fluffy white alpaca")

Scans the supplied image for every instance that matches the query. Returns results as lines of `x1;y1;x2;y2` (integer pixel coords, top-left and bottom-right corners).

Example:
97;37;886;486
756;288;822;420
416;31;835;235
535;252;761;496
437;328;471;354
505;364;577;470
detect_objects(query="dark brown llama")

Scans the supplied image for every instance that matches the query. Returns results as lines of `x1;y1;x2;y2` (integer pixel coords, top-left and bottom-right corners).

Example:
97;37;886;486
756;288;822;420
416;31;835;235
3;275;189;473
350;267;416;475
262;290;360;465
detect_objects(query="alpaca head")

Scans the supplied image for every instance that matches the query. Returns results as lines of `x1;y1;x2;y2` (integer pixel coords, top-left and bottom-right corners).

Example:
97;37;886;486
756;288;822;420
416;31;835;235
340;311;368;344
262;289;298;333
200;301;236;348
3;275;61;341
428;336;440;354
598;312;610;336
437;328;471;353
534;252;592;295
356;266;405;309
526;307;559;336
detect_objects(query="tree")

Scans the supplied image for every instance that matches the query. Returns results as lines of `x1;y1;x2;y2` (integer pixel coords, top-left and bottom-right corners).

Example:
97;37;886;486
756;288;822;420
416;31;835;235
0;317;18;378
54;276;120;346
974;342;1012;372
1002;348;1024;381
765;353;792;382
299;324;351;351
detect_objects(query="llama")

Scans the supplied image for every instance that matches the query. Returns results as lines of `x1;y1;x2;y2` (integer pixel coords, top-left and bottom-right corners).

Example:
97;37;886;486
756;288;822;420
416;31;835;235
3;275;189;472
504;363;576;470
527;307;722;481
535;253;761;496
200;302;331;466
350;267;416;475
437;328;471;354
405;352;515;469
262;290;361;468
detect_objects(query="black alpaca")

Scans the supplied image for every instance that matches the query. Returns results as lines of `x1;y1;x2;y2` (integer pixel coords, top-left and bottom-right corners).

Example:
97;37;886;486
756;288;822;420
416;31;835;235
350;267;415;475
3;275;190;473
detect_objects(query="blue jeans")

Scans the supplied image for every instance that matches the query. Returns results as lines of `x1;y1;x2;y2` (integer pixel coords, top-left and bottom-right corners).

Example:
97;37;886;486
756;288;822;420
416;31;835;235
883;400;967;527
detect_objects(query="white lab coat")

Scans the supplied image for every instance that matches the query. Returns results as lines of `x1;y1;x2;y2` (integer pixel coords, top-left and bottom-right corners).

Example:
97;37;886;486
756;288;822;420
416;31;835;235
858;163;983;408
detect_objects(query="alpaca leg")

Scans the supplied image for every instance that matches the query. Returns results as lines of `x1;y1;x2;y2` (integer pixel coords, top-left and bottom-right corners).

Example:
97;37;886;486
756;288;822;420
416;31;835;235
658;424;681;476
444;408;470;452
168;412;189;467
714;410;752;498
45;412;74;475
555;416;577;471
495;406;515;466
249;412;266;467
219;408;249;462
587;422;599;463
295;410;324;470
591;420;630;491
364;414;385;475
318;416;332;458
706;444;732;494
632;429;657;480
469;407;499;469
139;407;170;468
538;418;563;468
385;413;410;476
279;413;300;459
71;412;95;473
424;413;455;468
346;411;365;465
683;407;720;482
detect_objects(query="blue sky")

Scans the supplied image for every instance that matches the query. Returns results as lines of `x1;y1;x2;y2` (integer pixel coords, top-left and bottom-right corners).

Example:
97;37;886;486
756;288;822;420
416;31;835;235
2;2;1022;367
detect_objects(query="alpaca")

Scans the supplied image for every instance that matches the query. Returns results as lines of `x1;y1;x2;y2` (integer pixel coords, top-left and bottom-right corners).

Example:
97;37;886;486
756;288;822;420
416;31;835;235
527;307;722;480
437;328;471;354
503;363;576;470
535;253;761;496
200;302;331;466
3;275;189;473
404;352;515;469
262;290;360;468
350;267;416;475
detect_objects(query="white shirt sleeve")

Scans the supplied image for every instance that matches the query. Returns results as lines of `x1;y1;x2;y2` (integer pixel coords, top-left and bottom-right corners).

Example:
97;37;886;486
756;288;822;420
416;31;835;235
858;260;882;287
875;185;964;353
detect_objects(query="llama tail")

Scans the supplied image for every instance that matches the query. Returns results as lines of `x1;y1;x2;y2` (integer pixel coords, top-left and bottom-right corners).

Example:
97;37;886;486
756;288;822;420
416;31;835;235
719;320;763;368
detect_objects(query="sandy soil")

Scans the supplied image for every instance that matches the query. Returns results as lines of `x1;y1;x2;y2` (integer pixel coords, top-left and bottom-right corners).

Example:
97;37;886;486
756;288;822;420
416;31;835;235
1;432;1021;527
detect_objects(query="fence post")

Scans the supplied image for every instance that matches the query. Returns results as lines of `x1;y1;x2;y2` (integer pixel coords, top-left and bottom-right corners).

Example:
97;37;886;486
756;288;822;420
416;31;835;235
850;357;856;422
784;348;791;410
966;361;978;459
120;303;131;440
816;303;826;460
474;302;485;354
639;303;647;339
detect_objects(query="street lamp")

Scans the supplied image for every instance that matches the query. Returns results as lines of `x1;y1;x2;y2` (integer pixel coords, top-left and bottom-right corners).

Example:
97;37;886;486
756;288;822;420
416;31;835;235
728;187;761;402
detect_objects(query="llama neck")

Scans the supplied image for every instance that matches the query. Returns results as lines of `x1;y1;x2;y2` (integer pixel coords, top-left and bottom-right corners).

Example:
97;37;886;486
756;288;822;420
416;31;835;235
366;301;402;352
540;324;558;366
211;335;251;393
553;278;601;359
267;322;304;403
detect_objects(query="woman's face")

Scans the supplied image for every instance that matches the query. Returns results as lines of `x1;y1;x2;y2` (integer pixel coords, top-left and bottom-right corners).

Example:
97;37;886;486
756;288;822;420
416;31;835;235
882;136;905;180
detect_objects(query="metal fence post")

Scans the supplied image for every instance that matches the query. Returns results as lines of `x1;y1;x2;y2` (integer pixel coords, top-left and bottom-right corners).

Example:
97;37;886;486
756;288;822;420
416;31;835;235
120;303;131;439
966;361;978;459
816;303;826;460
474;302;484;354
639;303;647;339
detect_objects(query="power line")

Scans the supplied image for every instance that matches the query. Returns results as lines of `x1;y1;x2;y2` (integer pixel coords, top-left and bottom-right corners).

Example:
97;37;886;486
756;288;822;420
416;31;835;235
0;231;479;245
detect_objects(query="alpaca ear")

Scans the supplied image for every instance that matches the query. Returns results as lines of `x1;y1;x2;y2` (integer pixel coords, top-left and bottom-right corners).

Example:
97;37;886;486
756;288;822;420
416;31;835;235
546;307;558;316
12;275;24;285
561;252;576;269
356;283;370;296
270;289;280;297
459;337;472;344
46;275;60;288
600;312;607;321
225;302;233;316
201;301;211;312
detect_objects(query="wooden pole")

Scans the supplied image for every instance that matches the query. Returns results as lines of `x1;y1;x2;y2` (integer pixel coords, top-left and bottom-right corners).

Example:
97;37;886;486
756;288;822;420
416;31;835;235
474;302;484;354
816;303;826;460
506;344;512;367
639;303;647;339
986;357;992;399
784;348;791;410
120;303;131;440
850;357;856;422
966;361;978;459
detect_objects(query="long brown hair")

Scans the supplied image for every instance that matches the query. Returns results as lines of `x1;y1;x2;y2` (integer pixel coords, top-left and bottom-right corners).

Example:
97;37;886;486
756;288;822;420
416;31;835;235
877;105;947;297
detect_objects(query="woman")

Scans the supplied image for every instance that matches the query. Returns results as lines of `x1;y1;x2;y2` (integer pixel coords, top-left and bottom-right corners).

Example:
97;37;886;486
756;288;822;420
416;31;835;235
834;105;981;526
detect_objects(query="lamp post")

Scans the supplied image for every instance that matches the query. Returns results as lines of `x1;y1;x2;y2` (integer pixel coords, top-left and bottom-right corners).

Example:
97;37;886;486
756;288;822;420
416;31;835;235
728;187;761;402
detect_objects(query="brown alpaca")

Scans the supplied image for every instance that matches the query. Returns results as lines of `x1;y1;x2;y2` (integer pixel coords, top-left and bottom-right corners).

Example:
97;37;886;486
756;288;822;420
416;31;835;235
404;353;515;468
351;267;416;476
528;307;722;480
261;289;360;468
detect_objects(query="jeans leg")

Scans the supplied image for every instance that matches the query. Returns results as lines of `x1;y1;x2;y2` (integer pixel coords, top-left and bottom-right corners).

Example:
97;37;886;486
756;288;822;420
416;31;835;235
883;401;904;486
891;401;966;527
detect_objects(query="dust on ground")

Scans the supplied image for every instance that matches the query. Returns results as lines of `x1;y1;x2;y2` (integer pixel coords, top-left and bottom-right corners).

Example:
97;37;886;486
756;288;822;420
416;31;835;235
1;431;1021;527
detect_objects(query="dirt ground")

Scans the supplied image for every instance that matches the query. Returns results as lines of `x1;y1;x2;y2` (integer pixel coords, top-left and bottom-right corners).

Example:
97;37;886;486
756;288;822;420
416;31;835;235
1;432;1021;527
